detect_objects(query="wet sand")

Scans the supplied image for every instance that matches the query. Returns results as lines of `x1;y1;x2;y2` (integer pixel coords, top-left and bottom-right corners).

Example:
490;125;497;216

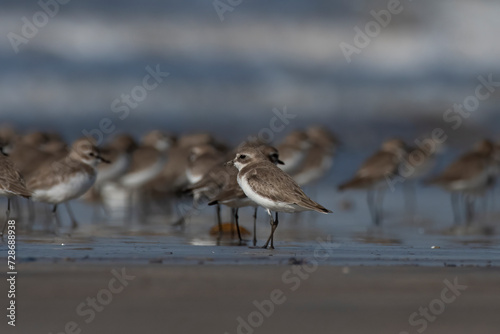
8;264;500;334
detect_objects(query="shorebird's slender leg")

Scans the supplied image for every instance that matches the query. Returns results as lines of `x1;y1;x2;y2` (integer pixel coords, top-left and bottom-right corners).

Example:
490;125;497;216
465;194;475;226
11;197;21;226
375;188;386;226
1;198;11;237
138;190;150;224
270;212;279;249
367;190;376;225
91;205;99;225
126;190;134;226
216;204;222;244
231;208;236;239
65;202;78;229
253;207;258;247
234;208;243;244
52;204;62;234
27;199;36;232
404;180;417;218
451;192;461;225
262;209;275;249
263;210;279;249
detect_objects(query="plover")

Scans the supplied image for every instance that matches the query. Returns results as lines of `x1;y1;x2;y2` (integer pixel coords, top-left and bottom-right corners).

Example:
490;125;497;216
8;132;54;178
0;145;32;237
338;139;407;226
144;133;225;224
227;146;332;249
118;130;174;223
186;144;225;186
426;139;497;225
92;134;137;195
276;130;310;175
147;132;219;195
26;138;109;229
292;126;340;187
181;143;226;230
84;134;137;221
206;143;284;245
120;131;173;190
403;134;443;215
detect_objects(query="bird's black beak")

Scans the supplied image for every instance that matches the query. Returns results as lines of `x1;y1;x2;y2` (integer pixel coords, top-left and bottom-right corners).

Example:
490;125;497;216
277;159;285;165
98;156;111;164
0;146;8;157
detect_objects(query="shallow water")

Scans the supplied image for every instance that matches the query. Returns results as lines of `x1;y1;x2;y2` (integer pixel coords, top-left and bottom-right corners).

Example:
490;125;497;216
5;177;500;267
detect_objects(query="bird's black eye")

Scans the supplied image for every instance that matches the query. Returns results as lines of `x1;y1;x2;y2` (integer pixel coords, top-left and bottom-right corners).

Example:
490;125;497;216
239;154;247;159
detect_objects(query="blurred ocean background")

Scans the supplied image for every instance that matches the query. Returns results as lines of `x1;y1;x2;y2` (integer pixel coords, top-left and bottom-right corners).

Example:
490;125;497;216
1;0;499;147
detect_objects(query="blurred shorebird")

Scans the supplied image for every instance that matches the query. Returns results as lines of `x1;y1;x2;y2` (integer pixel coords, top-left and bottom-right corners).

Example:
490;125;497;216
292;126;339;187
84;134;137;221
0;145;32;237
426;139;497;225
338;139;407;226
403;134;443;216
118;130;174;223
276;130;310;175
27;138;108;230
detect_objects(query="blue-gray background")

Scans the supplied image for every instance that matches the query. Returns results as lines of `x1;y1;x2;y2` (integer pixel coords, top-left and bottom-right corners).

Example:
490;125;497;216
1;0;499;148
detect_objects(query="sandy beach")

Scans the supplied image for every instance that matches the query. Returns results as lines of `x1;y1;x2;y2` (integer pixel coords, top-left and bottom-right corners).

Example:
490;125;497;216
8;264;500;334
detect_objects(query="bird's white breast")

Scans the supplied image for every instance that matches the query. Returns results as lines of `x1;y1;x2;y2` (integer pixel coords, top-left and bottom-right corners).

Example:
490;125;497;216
32;172;96;204
237;173;306;213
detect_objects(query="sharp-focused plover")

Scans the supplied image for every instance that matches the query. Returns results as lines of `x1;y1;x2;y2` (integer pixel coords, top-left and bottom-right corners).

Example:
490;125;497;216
292;126;339;187
276;130;310;175
206;143;284;245
338;139;407;226
426;139;497;225
227;146;332;249
26;138;108;229
0;145;32;237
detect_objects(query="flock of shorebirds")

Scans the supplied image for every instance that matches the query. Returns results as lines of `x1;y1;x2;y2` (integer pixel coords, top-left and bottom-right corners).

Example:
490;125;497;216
0;124;499;249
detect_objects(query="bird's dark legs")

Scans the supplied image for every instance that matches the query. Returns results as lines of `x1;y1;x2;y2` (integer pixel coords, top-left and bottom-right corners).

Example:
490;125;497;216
126;191;134;226
464;194;475;226
404;180;417;218
216;204;222;244
52;204;61;234
367;190;376;225
451;192;461;225
234;207;242;244
253;207;258;247
375;188;385;226
27;199;36;232
65;202;78;229
230;208;236;239
1;198;11;237
271;212;279;249
262;210;279;250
